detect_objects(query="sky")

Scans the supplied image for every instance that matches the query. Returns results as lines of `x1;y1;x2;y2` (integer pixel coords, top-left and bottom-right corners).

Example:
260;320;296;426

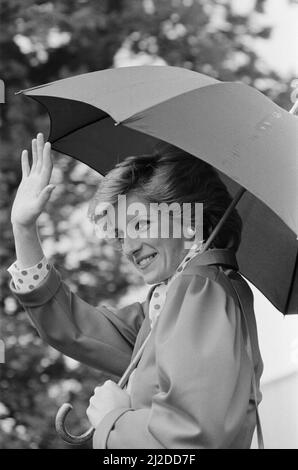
245;0;298;77
114;0;298;80
14;1;298;80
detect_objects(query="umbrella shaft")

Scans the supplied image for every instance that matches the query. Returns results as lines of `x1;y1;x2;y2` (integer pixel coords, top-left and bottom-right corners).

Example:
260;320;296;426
202;187;246;252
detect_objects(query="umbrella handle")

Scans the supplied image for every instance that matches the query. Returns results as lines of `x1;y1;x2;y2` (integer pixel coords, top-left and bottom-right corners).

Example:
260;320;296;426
55;403;95;445
55;334;151;445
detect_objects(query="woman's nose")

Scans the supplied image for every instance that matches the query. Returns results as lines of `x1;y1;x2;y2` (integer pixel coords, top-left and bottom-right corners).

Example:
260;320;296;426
122;235;143;258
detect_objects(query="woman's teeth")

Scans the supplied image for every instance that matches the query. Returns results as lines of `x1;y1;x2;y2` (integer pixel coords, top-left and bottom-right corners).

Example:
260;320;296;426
138;254;156;268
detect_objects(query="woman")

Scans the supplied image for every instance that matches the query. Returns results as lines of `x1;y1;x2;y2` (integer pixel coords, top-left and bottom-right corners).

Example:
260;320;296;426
8;132;263;449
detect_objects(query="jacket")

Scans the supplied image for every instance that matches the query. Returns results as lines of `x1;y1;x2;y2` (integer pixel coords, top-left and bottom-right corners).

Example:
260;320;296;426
9;248;263;449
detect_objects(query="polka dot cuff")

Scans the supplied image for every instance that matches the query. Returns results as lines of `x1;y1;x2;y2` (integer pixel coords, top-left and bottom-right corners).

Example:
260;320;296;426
7;256;52;293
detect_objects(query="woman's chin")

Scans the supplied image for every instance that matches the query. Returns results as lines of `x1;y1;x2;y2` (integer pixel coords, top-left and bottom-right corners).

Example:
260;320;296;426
142;270;168;285
142;272;158;284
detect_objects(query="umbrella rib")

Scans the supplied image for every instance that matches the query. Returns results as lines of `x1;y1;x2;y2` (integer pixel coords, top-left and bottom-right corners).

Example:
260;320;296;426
284;251;298;314
50;112;112;145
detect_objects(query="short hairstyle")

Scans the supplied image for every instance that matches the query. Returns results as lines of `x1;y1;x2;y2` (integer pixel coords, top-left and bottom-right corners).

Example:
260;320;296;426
88;143;242;251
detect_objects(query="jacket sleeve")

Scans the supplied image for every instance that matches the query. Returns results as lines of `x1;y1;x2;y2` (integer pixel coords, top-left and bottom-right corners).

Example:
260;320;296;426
93;272;255;449
8;264;145;377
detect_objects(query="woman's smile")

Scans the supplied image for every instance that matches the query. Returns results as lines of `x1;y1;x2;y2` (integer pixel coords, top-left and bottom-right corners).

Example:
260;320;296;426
135;252;158;270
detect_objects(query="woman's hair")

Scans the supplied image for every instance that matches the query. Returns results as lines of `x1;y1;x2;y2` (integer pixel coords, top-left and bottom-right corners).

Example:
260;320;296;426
88;143;242;251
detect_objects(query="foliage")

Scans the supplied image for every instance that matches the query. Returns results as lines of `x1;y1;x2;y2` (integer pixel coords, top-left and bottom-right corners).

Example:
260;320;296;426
0;0;295;448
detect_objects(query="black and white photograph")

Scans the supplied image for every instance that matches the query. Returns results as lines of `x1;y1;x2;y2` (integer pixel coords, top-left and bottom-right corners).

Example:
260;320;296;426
0;0;297;451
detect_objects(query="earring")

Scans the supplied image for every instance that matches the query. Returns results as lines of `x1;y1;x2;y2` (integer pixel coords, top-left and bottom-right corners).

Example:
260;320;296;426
186;226;196;237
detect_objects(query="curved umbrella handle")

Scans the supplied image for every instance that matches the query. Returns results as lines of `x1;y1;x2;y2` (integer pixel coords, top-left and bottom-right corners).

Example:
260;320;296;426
55;331;151;445
55;403;94;445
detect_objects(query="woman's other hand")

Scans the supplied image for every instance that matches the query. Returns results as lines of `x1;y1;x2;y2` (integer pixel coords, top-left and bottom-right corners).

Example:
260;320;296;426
86;380;131;428
11;132;55;228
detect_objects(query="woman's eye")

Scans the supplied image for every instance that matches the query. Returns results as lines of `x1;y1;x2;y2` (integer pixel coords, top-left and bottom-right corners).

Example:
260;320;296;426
136;220;150;232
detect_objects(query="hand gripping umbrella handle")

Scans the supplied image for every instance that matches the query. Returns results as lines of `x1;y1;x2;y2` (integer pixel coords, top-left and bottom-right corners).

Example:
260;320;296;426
55;333;151;445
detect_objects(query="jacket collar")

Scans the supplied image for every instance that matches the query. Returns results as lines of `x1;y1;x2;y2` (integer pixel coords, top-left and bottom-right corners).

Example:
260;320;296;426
146;248;238;304
183;248;239;273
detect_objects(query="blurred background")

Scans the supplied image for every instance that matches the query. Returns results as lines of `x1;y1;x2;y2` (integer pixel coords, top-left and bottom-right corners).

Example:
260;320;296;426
0;0;297;449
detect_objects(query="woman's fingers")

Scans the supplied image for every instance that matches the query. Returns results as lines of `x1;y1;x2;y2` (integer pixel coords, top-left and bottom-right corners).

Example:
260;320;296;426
38;184;56;207
43;141;52;165
21;150;30;178
36;132;44;172
41;141;53;181
31;138;38;171
28;133;53;182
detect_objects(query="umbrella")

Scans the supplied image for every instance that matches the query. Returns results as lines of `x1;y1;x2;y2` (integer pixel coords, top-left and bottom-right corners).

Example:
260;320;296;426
17;65;298;315
16;65;298;443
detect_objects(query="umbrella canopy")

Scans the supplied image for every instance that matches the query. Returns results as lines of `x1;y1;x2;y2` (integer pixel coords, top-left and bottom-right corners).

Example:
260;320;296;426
17;65;298;315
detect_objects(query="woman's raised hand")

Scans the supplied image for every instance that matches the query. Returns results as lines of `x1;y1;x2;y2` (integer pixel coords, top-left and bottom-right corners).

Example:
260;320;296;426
11;133;56;228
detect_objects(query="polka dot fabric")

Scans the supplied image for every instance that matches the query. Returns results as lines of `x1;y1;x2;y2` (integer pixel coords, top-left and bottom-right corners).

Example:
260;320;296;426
148;282;168;328
7;256;51;293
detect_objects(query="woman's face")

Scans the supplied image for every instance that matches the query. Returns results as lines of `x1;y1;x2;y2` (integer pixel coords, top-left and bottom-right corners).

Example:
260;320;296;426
111;193;191;284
